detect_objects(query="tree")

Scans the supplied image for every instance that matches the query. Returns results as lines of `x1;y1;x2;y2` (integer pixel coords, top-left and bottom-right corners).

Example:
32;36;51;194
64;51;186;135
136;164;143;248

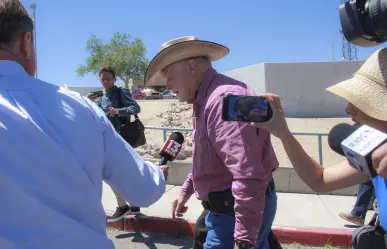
76;32;149;89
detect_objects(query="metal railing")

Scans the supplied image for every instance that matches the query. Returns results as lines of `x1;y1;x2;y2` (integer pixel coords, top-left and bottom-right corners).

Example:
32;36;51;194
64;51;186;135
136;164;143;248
144;126;328;165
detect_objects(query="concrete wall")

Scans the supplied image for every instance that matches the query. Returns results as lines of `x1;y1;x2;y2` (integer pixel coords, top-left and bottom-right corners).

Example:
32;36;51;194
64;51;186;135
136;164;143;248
223;60;364;118
223;63;266;94
68;87;102;96
264;61;364;118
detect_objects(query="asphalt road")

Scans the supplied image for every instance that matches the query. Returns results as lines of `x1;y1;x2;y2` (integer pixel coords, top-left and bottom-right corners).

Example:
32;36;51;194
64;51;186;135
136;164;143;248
107;229;338;249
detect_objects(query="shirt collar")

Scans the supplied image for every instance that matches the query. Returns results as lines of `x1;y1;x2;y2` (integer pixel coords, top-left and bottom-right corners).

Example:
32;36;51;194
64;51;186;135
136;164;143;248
0;60;28;76
196;68;218;106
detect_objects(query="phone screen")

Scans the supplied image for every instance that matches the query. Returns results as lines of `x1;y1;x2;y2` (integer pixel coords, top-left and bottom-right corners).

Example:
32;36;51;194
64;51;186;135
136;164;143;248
222;95;272;122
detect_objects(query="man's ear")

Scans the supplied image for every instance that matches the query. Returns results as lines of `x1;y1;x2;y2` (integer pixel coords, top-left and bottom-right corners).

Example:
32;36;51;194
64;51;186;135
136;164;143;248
187;59;196;76
20;32;33;58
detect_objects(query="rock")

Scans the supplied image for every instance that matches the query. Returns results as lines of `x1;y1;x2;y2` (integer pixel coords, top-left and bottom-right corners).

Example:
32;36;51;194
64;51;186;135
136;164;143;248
153;142;163;151
151;148;161;158
141;144;151;151
183;146;193;157
172;121;182;127
145;101;195;154
136;148;146;156
176;153;187;160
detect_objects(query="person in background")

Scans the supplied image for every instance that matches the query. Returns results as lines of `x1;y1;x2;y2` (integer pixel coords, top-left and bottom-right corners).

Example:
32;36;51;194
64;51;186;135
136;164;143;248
338;181;375;226
0;1;167;248
87;67;142;222
252;48;387;235
145;36;279;249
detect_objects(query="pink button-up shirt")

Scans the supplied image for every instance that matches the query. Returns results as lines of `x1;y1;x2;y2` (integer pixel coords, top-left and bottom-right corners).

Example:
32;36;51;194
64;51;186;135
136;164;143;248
180;68;279;245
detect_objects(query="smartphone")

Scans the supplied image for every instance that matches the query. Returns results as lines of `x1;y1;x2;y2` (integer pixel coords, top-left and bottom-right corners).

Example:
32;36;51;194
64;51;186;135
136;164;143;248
222;94;273;122
90;90;104;97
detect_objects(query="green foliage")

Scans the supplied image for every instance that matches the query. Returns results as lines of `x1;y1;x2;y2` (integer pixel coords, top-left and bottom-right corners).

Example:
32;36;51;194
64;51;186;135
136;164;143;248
77;32;149;88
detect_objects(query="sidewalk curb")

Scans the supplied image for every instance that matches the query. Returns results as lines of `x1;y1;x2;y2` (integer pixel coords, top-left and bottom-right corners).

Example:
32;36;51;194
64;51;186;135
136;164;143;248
105;211;353;248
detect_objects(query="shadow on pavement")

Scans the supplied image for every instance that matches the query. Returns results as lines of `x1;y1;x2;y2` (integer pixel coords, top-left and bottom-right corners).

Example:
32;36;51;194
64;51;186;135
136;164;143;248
114;232;193;249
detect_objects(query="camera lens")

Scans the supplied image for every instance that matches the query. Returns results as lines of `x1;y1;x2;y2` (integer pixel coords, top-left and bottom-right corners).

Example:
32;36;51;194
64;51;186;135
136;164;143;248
340;0;387;47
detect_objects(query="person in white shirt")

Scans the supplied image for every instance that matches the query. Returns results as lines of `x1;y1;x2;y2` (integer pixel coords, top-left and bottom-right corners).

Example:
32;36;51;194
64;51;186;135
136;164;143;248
0;1;167;249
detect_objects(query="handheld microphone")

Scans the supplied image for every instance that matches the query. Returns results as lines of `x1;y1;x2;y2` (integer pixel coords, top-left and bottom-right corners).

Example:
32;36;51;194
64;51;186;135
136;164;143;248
328;123;359;156
341;125;387;178
158;132;185;166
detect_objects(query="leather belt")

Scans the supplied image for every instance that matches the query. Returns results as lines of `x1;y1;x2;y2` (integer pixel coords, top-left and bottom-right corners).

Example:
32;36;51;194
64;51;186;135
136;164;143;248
202;179;275;213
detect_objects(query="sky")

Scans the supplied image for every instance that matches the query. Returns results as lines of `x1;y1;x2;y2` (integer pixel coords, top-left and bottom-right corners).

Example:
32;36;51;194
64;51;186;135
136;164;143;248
21;0;385;87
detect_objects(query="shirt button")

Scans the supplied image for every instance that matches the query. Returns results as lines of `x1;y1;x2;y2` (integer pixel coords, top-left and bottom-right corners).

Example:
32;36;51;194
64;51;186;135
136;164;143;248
224;201;228;206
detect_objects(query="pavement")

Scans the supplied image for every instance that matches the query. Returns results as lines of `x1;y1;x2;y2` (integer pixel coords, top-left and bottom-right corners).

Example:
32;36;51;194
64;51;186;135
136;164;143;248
102;183;374;248
102;183;374;230
107;230;339;249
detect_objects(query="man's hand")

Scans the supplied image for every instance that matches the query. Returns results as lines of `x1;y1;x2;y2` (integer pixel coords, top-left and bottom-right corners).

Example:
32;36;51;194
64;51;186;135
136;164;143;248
107;107;119;117
160;166;169;181
86;93;97;100
172;195;189;220
371;143;387;179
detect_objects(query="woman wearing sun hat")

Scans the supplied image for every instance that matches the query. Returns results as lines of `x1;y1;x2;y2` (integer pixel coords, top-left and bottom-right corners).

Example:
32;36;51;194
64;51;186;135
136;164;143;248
252;48;387;234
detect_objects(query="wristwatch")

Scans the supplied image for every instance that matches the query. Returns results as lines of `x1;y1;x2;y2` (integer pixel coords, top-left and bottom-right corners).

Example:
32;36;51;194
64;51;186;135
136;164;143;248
235;240;254;249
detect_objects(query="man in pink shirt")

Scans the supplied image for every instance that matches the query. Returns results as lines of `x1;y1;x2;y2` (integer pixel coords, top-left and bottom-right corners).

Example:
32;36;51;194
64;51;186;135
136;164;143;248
145;36;279;249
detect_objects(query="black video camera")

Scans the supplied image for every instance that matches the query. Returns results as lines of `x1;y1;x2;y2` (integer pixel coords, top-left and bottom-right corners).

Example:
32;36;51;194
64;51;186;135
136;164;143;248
340;0;387;47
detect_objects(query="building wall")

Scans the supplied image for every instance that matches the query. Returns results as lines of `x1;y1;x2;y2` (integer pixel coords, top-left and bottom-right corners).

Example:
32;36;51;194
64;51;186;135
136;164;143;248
223;61;364;118
223;63;266;94
264;61;364;118
68;87;102;96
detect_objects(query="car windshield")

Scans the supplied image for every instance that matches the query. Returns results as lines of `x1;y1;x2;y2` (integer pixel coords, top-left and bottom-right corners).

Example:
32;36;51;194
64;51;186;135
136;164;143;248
162;90;170;95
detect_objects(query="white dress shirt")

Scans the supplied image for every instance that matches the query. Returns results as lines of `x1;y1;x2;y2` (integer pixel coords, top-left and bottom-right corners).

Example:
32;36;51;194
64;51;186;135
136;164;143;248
0;60;166;249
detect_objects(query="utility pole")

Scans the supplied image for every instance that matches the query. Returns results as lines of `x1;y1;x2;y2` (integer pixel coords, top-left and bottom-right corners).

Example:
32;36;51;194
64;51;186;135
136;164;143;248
29;3;38;78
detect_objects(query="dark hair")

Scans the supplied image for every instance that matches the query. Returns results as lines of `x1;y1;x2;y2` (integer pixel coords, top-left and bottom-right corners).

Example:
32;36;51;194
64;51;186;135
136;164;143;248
99;66;116;78
0;0;34;47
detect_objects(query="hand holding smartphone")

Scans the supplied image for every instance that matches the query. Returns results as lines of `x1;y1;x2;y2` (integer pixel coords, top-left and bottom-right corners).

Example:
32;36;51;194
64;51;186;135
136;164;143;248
90;90;104;97
86;90;104;101
222;94;273;123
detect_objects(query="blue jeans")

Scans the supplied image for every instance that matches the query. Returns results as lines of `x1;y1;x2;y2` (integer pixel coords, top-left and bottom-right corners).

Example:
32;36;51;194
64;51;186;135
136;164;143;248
204;190;277;249
351;180;375;219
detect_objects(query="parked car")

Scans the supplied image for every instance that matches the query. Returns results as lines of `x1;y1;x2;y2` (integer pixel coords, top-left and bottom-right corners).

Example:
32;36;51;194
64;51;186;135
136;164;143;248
161;90;177;99
131;88;146;100
143;88;163;100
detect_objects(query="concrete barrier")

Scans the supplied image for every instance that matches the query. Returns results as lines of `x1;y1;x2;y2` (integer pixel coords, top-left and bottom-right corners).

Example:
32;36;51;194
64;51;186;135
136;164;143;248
146;157;357;196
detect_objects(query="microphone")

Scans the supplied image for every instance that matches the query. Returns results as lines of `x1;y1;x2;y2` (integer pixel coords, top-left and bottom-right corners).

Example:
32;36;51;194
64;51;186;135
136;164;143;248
158;132;185;166
340;125;387;178
328;123;359;156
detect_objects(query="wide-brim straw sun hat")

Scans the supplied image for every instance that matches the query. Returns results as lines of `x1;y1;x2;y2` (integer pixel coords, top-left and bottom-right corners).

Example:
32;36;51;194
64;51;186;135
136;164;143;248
144;36;229;86
326;48;387;121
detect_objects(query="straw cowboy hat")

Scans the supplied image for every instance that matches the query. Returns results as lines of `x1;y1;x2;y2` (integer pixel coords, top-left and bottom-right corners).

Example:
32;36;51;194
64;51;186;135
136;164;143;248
144;36;229;86
326;48;387;121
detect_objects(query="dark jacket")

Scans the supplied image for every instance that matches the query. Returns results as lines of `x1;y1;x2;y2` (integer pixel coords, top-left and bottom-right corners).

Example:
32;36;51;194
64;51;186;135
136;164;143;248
95;85;140;132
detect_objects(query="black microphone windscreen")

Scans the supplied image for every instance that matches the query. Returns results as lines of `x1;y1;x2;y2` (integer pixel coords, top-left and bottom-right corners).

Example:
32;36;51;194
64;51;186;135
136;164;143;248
170;132;185;145
328;123;359;156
